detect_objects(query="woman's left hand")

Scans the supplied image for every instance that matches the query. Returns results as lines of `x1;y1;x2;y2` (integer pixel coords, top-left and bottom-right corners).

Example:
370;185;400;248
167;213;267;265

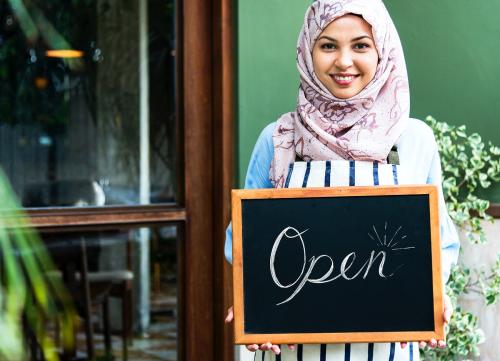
400;293;452;349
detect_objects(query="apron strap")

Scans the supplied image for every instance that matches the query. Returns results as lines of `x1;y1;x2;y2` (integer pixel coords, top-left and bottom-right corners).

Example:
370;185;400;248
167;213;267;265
294;146;400;165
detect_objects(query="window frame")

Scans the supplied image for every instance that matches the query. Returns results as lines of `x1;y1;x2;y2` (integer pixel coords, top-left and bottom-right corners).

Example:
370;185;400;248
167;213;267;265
19;0;236;360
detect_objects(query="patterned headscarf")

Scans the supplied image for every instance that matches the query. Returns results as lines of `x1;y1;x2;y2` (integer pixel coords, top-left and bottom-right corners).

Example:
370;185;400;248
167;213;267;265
270;0;409;187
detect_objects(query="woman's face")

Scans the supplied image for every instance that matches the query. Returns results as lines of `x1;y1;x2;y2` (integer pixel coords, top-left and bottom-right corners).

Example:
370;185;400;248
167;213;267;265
312;14;379;99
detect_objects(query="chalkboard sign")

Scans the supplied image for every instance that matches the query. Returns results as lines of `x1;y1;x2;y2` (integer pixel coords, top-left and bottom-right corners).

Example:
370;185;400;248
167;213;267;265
232;185;444;344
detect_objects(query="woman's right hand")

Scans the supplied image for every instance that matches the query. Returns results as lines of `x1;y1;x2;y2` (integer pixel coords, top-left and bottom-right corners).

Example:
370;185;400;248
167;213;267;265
225;306;295;355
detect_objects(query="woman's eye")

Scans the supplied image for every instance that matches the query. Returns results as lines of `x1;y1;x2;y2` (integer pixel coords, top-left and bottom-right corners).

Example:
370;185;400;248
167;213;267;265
320;43;336;50
353;43;370;50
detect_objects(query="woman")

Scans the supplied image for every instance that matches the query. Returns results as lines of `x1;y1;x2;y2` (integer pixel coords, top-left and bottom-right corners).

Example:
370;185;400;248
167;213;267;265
225;0;460;359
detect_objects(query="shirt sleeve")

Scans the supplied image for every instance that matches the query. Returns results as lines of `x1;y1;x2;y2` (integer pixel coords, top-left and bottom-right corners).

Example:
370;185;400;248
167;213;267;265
427;142;460;284
224;123;276;263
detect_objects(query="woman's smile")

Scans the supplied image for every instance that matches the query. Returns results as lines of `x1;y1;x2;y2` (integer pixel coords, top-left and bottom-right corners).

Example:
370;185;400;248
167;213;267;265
331;73;360;86
312;14;379;99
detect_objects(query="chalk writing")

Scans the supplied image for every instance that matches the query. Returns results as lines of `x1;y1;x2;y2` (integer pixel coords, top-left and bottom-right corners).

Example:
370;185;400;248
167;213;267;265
270;225;414;305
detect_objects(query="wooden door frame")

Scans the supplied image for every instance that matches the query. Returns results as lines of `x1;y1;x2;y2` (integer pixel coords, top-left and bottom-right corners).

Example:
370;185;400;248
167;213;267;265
21;0;236;359
182;0;234;360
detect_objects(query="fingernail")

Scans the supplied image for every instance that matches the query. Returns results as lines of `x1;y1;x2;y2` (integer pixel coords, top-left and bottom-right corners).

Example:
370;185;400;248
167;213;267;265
438;341;446;348
400;343;407;349
419;342;426;349
290;345;296;351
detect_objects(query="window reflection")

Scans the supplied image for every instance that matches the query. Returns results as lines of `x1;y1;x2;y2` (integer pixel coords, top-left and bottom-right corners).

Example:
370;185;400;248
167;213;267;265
40;225;179;360
0;0;177;207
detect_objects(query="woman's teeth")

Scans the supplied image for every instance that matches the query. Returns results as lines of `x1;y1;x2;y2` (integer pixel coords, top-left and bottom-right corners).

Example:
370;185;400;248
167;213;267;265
334;75;355;81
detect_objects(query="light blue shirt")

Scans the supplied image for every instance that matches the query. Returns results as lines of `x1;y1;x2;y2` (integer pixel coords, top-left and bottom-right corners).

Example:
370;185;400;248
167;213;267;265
225;118;460;283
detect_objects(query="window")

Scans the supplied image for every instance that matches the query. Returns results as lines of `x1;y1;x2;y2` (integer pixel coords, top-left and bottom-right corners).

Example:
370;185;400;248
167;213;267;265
0;0;178;207
0;0;233;359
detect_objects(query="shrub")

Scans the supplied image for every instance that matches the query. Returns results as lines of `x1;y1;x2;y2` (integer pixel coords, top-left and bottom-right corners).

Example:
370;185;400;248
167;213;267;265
421;116;500;360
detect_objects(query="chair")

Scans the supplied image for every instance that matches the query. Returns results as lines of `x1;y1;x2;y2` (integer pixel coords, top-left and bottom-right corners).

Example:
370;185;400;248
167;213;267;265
25;180;134;360
84;235;134;361
42;233;134;361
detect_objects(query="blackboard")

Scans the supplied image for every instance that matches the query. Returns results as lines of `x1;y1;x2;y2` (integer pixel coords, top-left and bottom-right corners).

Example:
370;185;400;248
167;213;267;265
232;185;444;344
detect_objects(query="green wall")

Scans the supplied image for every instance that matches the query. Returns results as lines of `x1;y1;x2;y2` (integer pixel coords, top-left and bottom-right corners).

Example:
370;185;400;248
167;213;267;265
237;0;500;201
237;0;309;184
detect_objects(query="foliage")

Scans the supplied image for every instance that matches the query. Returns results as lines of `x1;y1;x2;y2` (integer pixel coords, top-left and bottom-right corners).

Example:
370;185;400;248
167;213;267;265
0;169;78;361
420;116;500;360
423;306;485;360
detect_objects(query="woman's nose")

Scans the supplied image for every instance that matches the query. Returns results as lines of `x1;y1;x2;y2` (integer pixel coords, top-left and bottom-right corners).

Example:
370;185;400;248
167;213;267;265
335;50;353;70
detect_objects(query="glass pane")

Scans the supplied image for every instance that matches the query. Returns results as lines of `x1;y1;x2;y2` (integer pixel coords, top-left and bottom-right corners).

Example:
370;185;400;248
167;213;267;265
0;0;178;207
39;225;179;360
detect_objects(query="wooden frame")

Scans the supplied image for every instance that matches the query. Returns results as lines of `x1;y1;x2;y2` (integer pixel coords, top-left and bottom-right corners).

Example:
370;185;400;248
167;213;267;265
232;185;444;344
487;204;500;218
18;0;236;360
181;0;234;359
212;0;236;358
24;205;186;229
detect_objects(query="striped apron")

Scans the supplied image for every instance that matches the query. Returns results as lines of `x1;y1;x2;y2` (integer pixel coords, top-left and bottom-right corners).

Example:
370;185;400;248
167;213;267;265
256;160;419;361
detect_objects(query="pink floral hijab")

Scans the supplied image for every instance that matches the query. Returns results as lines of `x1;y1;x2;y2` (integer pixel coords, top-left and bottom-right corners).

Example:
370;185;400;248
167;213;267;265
270;0;410;187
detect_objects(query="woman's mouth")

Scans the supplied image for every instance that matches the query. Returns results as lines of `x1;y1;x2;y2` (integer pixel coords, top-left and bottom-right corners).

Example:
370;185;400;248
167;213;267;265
331;74;359;86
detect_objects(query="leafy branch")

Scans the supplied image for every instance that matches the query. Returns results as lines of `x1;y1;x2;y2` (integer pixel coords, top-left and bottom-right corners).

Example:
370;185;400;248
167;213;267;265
420;116;500;360
0;169;78;360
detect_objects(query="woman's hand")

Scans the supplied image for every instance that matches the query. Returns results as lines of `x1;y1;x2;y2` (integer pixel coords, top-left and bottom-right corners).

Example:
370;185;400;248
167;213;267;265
225;306;295;355
400;294;453;349
227;297;453;353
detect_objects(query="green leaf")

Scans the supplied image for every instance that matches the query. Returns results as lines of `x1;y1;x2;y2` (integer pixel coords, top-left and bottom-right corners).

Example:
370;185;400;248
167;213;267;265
468;133;482;146
426;116;499;359
0;169;78;361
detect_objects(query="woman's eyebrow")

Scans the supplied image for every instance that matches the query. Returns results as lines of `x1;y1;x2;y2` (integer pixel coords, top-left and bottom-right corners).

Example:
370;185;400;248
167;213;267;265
351;35;373;42
317;35;373;42
317;35;337;42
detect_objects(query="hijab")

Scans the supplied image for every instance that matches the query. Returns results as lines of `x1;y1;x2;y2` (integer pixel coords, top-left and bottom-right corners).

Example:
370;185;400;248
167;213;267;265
270;0;410;187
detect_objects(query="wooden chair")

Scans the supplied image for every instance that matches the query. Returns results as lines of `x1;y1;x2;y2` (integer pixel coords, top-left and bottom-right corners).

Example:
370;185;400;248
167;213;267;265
42;233;134;361
25;181;134;360
85;257;134;360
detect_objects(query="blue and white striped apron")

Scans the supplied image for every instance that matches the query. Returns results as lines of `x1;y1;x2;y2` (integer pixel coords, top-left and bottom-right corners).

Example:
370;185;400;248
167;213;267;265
257;160;419;361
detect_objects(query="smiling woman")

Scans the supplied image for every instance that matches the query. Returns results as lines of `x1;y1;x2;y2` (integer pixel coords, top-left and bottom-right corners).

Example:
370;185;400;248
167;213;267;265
225;0;460;360
312;14;378;100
